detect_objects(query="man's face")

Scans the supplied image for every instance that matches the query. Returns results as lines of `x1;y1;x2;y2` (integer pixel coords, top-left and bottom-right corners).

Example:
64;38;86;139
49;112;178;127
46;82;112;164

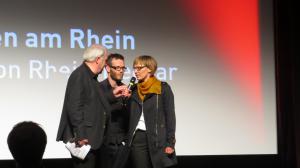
107;58;125;82
96;55;108;74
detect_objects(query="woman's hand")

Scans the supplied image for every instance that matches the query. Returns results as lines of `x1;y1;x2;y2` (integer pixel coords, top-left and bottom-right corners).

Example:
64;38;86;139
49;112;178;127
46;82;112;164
164;146;175;154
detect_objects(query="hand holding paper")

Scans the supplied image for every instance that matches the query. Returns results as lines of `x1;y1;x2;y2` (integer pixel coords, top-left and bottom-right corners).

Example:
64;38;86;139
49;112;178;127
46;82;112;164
65;141;91;160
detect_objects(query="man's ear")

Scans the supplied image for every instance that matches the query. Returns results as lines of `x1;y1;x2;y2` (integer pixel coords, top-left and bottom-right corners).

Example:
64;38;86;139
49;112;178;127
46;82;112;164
95;56;101;64
105;65;110;73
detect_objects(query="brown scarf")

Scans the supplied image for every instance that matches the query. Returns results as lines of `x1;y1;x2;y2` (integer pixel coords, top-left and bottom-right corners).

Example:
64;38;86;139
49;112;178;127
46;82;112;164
137;76;161;101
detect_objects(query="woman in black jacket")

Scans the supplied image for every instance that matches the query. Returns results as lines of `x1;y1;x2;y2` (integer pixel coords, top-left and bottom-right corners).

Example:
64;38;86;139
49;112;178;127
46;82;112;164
128;55;177;168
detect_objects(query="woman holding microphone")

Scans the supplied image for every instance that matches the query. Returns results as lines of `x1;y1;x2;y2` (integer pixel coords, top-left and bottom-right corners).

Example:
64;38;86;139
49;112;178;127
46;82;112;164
127;55;177;168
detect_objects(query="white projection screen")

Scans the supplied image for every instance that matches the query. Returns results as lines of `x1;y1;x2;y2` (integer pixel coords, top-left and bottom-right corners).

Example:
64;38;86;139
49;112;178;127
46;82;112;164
0;0;276;159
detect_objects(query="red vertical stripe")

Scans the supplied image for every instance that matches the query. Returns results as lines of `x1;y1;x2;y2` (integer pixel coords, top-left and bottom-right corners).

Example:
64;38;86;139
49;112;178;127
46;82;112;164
178;0;264;141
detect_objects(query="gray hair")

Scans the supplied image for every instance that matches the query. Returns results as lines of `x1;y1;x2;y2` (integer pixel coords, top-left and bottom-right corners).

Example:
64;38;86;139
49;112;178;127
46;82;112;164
83;44;108;62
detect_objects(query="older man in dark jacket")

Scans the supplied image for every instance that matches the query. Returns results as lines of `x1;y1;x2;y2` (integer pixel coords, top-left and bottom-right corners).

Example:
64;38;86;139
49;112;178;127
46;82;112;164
56;45;127;168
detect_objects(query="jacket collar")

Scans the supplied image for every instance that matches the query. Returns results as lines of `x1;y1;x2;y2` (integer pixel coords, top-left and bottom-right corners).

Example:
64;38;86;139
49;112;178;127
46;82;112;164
131;88;156;104
82;62;98;80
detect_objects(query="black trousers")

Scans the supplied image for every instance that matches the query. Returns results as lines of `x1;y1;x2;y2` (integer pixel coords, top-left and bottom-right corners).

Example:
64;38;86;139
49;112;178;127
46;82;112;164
100;143;118;168
130;130;153;168
100;143;130;168
71;148;102;168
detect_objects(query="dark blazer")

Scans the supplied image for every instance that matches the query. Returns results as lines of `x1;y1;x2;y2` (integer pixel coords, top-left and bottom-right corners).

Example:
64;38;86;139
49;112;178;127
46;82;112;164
128;82;177;168
56;63;111;150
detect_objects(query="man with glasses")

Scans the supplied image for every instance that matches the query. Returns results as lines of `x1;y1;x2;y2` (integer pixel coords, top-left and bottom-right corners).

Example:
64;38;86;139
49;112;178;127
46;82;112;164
99;53;130;168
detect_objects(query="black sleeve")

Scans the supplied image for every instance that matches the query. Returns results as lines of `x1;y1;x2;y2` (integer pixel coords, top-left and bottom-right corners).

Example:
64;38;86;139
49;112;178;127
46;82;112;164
104;89;118;104
66;72;87;140
99;82;118;104
99;84;124;112
162;82;176;148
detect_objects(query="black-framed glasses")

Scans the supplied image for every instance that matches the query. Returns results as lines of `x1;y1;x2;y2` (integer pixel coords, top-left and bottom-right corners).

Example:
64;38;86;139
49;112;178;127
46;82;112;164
133;66;146;71
110;66;127;71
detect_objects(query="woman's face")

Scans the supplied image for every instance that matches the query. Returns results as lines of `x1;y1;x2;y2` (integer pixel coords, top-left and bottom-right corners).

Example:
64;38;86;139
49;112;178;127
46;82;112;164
133;63;151;82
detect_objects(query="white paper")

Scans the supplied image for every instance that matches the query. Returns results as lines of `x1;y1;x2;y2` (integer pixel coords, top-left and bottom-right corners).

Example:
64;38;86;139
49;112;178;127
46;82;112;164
65;142;91;160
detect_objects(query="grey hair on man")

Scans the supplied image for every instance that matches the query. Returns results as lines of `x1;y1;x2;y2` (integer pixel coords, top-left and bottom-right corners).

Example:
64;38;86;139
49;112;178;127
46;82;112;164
83;44;108;62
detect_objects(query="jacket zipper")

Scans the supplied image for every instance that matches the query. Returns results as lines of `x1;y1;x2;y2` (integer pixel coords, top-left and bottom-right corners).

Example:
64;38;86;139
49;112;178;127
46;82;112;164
129;101;143;146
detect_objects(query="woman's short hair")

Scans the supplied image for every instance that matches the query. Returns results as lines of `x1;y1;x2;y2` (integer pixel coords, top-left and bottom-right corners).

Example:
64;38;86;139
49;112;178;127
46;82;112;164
133;55;157;75
83;44;108;62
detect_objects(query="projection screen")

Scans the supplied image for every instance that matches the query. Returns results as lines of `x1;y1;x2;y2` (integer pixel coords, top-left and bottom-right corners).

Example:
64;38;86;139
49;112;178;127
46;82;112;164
0;0;276;159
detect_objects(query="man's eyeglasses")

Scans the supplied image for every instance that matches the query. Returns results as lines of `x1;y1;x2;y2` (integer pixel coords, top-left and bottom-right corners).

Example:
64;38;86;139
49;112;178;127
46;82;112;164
110;66;127;71
133;66;146;71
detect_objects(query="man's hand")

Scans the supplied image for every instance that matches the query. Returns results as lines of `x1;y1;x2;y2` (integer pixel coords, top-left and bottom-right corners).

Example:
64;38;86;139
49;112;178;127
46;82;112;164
122;87;132;97
113;85;131;98
164;146;175;154
77;139;89;147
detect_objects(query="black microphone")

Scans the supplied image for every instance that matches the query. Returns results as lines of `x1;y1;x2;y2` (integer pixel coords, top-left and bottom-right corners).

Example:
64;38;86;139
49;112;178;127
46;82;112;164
121;77;136;105
127;77;136;91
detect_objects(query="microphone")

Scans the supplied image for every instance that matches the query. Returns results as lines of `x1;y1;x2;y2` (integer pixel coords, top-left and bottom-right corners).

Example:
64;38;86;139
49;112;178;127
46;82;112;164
121;77;136;105
127;77;136;91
